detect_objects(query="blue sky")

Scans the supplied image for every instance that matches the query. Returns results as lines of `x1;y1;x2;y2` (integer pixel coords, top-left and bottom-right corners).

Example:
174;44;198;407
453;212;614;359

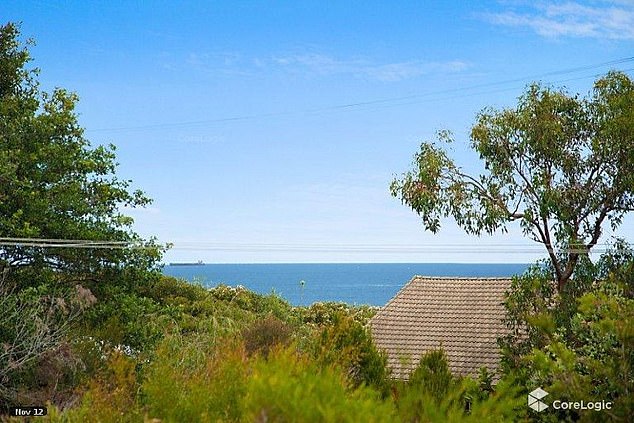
5;1;634;263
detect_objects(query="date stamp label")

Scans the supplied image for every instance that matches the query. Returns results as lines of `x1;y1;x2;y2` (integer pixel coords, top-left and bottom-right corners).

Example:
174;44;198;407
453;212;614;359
9;406;48;417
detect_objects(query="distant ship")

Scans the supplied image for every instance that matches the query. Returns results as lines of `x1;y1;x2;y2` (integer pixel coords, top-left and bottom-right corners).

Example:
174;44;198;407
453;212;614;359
169;260;204;266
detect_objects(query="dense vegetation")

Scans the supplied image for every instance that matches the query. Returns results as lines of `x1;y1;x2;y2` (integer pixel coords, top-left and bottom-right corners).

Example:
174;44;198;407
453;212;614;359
391;70;634;290
2;275;527;422
1;22;633;421
4;255;631;422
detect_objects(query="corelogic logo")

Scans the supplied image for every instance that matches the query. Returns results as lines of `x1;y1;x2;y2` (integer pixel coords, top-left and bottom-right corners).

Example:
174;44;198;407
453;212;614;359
528;387;549;412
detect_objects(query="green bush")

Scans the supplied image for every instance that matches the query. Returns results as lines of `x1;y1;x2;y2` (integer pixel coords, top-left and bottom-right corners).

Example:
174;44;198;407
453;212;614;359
35;279;540;422
139;275;207;307
142;333;247;422
408;349;455;403
243;346;395;422
242;315;292;357
81;291;169;353
525;277;634;422
501;242;634;422
208;284;294;320
311;312;391;396
396;350;525;422
48;350;143;423
298;302;377;326
0;279;77;406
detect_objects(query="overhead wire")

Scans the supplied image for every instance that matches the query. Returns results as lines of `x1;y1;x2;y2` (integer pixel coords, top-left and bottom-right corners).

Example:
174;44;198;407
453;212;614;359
0;237;143;249
84;56;634;134
0;237;618;254
5;58;632;256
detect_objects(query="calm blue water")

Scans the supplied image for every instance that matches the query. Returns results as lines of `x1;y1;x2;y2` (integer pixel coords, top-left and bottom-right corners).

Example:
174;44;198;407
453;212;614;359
163;263;529;306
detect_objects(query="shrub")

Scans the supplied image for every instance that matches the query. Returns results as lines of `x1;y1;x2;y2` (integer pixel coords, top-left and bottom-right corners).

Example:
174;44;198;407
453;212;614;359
242;315;292;357
396;350;525;422
81;291;168;353
208;284;293;319
0;277;77;406
525;277;634;422
142;333;247;422
407;349;455;403
139;275;207;307
501;241;634;422
51;351;143;423
13;342;84;410
298;302;378;326
311;312;391;396
243;346;395;422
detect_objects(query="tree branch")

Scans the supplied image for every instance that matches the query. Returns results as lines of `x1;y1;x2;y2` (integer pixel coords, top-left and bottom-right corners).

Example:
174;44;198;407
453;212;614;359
456;171;523;219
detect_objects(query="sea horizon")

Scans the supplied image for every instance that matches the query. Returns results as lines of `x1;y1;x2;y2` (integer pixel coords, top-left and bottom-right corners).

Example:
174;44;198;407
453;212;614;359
163;262;530;306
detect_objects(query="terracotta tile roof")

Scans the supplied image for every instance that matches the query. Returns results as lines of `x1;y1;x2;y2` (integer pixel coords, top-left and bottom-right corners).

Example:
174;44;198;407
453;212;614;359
369;276;511;380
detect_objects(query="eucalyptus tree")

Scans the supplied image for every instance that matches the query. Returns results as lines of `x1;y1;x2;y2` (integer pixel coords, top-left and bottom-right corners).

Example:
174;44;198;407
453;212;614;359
391;71;634;291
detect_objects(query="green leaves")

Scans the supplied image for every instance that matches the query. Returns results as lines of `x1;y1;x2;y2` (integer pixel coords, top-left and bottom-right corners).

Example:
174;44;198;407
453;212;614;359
501;244;634;421
0;23;162;283
392;72;634;290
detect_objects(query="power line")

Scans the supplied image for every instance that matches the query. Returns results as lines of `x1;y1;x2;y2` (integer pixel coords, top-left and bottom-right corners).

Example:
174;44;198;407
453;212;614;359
0;237;617;247
300;58;634;112
354;68;634;111
0;238;146;249
0;237;621;254
0;237;130;244
85;57;634;134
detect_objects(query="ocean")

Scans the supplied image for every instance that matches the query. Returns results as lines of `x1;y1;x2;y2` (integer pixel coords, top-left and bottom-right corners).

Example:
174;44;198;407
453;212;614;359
162;263;529;306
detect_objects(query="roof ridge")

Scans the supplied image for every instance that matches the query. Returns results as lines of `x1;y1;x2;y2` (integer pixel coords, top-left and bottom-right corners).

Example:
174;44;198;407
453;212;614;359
369;274;514;380
371;274;419;319
411;275;513;280
372;275;513;319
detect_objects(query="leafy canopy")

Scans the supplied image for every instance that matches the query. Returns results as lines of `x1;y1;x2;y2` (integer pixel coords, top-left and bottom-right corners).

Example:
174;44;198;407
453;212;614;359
391;72;634;290
501;243;634;422
0;22;162;284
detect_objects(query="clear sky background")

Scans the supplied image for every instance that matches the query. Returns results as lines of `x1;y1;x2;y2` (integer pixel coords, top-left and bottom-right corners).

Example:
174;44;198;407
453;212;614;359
4;1;634;263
